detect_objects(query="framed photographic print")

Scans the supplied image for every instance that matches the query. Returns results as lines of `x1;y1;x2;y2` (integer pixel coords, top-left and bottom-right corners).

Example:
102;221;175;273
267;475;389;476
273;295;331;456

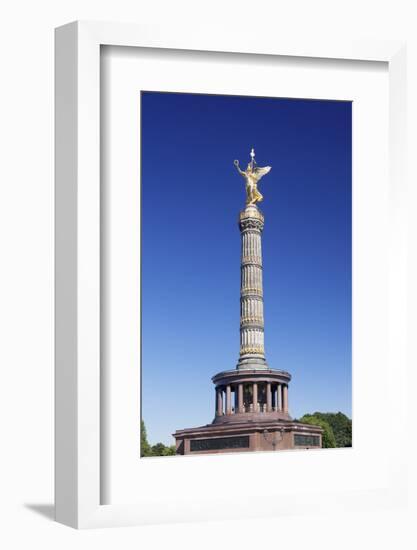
55;21;407;528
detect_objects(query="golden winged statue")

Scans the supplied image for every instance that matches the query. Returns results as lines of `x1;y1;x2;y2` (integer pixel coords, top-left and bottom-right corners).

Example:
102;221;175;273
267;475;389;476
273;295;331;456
234;148;271;206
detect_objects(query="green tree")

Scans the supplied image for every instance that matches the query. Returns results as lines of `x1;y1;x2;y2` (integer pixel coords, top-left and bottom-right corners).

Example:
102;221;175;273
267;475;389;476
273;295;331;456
151;442;177;456
140;419;152;457
164;445;177;456
141;420;177;457
311;412;352;447
151;442;166;456
298;414;337;448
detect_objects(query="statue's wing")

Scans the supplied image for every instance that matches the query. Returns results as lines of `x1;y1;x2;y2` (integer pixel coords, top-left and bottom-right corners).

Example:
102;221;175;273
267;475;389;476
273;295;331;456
254;165;271;182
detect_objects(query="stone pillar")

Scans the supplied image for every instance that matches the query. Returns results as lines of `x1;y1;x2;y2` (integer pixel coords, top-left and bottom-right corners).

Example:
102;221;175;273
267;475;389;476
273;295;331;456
216;387;223;416
226;385;232;415
277;384;282;412
253;382;258;412
238;383;244;413
283;384;289;413
237;205;267;370
266;382;272;412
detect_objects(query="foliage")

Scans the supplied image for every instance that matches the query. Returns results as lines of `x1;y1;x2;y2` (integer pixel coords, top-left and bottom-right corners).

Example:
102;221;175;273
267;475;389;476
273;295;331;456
298;414;337;448
310;411;352;448
140;419;152;457
150;443;177;456
141;420;176;457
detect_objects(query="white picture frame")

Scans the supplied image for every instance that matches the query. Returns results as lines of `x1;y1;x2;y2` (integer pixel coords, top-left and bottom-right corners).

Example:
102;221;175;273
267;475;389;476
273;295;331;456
55;21;407;529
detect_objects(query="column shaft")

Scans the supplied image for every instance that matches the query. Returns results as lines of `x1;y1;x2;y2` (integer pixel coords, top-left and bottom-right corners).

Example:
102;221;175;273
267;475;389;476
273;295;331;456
238;383;244;413
238;207;266;368
283;384;288;413
216;388;223;416
266;382;272;412
277;384;282;411
226;385;232;415
253;383;258;412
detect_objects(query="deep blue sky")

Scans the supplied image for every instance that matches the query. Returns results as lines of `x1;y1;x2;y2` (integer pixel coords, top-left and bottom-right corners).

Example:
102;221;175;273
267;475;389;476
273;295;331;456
141;92;352;445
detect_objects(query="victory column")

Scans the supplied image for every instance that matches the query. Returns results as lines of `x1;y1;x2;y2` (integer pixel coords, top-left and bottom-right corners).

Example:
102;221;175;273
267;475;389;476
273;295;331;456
174;149;323;454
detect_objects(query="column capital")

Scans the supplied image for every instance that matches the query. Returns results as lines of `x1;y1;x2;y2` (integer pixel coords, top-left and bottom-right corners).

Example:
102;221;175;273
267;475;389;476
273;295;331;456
239;206;264;232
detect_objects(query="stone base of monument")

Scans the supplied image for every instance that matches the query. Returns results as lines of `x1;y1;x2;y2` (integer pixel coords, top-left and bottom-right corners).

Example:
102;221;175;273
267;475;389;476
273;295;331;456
173;366;323;454
173;419;323;455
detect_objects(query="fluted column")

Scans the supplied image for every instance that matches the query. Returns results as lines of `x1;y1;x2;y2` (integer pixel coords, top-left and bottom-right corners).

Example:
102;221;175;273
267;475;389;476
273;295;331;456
237;206;268;370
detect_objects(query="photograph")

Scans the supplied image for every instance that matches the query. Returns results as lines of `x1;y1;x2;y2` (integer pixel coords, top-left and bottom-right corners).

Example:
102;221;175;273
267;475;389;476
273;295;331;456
140;91;352;457
0;1;410;542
